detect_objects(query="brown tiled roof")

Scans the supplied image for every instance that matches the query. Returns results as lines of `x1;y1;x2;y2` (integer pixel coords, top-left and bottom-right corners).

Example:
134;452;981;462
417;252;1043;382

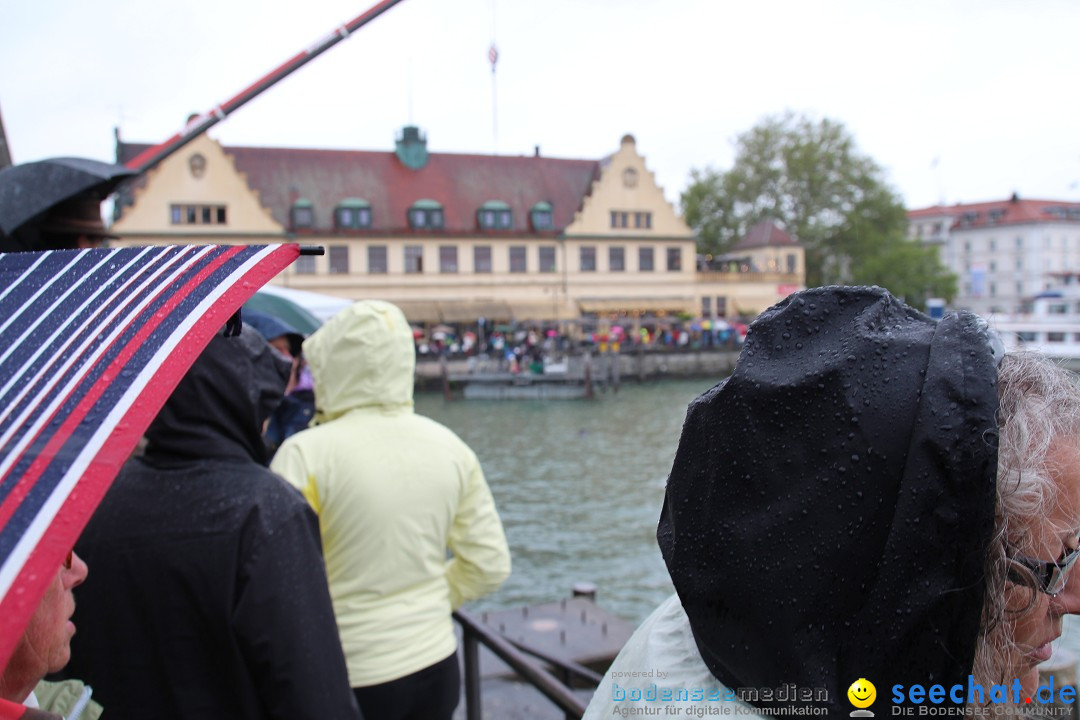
733;220;798;249
907;197;1080;229
116;139;602;234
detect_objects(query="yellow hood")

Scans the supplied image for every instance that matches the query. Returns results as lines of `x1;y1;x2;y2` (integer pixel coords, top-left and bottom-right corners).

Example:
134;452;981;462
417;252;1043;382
304;300;415;423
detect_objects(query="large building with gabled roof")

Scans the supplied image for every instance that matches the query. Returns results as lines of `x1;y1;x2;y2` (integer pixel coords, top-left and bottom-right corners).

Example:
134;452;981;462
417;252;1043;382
111;126;804;327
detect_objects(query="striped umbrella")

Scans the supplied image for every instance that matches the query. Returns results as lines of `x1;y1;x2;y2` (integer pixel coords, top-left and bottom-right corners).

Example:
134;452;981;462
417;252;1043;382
0;243;299;670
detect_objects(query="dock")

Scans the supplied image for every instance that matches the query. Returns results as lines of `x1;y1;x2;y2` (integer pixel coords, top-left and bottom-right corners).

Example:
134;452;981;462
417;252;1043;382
453;593;636;719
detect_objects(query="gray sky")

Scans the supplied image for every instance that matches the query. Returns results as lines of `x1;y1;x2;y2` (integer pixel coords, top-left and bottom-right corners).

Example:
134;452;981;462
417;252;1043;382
3;0;1079;211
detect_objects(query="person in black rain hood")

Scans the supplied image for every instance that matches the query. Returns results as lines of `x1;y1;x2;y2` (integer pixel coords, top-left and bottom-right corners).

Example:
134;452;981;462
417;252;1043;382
60;325;362;720
583;286;1080;717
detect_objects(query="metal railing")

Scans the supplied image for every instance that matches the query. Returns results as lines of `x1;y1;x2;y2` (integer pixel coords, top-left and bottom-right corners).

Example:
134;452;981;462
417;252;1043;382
454;608;600;720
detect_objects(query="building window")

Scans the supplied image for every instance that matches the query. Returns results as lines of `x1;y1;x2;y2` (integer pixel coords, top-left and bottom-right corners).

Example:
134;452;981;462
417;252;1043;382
368;245;387;274
716;296;727;317
539;246;557;273
404;245;423;273
439;245;459;273
328;245;349;274
787;253;796;273
634;212;652;229
335;201;372;229
1017;331;1038;342
478;201;512;230
610;211;629;229
408;201;444;229
1016;236;1023;249
474;246;492;273
666;247;682;271
170;204;228;225
509;246;527;273
580;246;597;272
1049;303;1068;315
989;238;997;252
639;247;654;272
531;202;553;231
701;297;712;316
1048;332;1067;343
291;201;314;229
609;246;625;272
293;254;316;275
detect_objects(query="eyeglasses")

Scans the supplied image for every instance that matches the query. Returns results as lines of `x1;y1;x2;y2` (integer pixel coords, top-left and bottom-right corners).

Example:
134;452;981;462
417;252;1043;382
62;550;73;570
1008;543;1080;596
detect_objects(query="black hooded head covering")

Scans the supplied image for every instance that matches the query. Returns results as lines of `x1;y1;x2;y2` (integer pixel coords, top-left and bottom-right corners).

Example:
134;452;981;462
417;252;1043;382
145;325;291;466
658;286;999;713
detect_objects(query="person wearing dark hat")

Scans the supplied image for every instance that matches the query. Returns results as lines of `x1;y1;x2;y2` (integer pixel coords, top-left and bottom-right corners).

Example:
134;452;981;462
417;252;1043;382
30;195;116;250
62;326;361;720
243;311;314;456
582;286;1080;717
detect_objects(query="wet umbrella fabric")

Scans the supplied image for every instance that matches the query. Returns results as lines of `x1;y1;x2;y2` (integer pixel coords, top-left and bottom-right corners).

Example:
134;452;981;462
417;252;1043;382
0;243;300;669
0;157;135;244
243;290;322;335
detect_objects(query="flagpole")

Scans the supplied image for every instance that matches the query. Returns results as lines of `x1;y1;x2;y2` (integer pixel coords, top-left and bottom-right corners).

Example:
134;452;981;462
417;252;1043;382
489;44;499;154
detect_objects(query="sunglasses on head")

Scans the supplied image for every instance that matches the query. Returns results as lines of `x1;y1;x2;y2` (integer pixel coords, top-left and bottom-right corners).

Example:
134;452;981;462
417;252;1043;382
1008;542;1080;596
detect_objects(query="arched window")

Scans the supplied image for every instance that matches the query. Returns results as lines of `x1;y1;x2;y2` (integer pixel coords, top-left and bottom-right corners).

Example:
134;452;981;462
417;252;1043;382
335;198;372;229
290;198;314;229
408;199;444;229
478;200;512;230
530;202;553;231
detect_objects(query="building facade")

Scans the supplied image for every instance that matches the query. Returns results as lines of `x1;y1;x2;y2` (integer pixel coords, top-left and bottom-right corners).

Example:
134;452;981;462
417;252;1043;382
908;196;1080;317
112;128;804;327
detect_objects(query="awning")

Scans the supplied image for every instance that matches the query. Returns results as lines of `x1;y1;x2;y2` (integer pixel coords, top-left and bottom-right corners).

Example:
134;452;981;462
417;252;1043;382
577;297;695;314
393;300;443;324
508;302;575;321
439;301;512;323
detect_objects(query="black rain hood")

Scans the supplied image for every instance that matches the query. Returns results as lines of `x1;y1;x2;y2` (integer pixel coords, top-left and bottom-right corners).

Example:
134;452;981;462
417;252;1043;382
144;325;291;466
658;286;999;712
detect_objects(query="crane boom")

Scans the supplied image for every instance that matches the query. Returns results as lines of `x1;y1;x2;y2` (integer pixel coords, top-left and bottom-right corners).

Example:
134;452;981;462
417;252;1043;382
124;0;407;174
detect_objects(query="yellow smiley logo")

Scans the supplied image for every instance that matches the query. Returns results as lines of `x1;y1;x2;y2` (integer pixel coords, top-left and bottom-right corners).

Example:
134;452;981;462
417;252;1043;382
847;678;876;709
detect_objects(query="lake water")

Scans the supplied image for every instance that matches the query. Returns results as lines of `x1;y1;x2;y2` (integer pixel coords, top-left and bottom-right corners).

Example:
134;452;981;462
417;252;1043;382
419;376;1080;666
416;378;720;624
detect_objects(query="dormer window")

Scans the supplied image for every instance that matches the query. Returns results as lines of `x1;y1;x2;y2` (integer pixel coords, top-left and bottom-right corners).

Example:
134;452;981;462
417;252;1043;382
408;199;444;229
530;202;553;231
291;199;314;229
335;198;372;229
478;201;512;230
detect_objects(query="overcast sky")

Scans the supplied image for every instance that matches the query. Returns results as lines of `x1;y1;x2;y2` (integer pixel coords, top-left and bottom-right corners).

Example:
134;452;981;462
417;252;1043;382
3;0;1079;212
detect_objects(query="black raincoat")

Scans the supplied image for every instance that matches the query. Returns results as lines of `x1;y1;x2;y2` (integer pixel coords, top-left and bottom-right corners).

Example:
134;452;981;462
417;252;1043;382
62;328;361;720
658;286;999;714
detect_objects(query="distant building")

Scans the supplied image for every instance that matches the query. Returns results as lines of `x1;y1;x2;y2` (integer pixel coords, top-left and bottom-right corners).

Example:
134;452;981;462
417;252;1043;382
112;127;804;327
908;195;1080;317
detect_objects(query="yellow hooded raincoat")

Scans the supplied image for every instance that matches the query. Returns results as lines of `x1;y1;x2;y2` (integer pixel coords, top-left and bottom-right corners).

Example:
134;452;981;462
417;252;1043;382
271;300;511;688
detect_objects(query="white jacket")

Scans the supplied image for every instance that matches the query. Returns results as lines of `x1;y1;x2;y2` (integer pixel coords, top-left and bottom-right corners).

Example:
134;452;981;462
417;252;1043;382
583;594;763;718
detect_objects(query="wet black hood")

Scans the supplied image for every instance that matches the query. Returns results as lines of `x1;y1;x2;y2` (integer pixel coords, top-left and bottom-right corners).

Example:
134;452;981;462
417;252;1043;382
658;286;998;712
144;325;291;466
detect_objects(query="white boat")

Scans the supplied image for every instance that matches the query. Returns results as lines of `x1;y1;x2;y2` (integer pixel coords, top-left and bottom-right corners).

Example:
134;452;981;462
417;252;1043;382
987;273;1080;371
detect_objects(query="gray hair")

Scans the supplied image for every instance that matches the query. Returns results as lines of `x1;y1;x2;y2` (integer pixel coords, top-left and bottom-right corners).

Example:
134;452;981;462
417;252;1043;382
973;352;1080;689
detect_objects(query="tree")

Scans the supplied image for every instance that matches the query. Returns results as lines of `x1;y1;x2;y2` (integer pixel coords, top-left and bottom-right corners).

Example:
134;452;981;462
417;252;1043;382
681;111;956;302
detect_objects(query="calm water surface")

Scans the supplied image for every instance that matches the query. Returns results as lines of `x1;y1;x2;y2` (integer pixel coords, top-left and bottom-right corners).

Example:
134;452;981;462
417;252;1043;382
417;377;1080;659
416;378;719;624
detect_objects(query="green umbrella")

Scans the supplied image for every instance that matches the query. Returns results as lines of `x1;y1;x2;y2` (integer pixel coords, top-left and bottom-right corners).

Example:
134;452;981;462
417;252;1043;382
243;291;322;335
